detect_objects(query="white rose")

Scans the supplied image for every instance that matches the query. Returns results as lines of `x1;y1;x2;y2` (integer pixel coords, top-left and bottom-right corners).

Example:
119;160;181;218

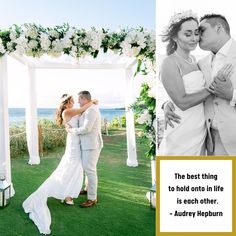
49;30;59;39
28;39;38;49
86;30;104;50
121;41;132;56
52;39;64;52
16;44;26;55
10;31;17;40
7;42;14;51
40;39;51;51
72;34;79;44
136;32;146;48
61;37;72;48
70;46;77;57
27;29;38;39
121;39;141;57
15;36;28;46
0;44;6;54
15;36;27;54
136;110;152;125
40;33;51;51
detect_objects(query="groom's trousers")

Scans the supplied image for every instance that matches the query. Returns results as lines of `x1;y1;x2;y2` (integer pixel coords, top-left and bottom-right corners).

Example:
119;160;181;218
81;149;101;200
207;128;228;156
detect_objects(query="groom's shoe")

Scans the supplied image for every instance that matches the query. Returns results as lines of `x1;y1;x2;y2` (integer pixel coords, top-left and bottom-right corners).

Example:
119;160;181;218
80;199;98;208
80;189;87;195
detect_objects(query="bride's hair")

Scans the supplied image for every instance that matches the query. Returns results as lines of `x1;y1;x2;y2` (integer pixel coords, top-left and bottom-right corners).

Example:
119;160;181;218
55;94;73;125
162;13;198;56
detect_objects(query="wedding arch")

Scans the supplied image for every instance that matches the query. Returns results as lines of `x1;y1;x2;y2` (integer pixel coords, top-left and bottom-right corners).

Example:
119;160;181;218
0;23;156;192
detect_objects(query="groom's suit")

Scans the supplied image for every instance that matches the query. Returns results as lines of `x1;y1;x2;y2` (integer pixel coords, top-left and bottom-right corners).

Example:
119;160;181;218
198;38;236;155
72;104;103;200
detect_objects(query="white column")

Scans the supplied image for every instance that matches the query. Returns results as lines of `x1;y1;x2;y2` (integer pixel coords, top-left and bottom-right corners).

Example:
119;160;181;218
125;68;138;167
26;67;40;164
0;56;15;196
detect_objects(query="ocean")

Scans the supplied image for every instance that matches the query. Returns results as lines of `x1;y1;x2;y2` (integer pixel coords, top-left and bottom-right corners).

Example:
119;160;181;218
8;108;125;124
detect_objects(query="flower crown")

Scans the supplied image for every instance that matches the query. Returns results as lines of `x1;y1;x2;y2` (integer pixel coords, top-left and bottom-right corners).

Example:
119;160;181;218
61;94;72;103
163;10;198;35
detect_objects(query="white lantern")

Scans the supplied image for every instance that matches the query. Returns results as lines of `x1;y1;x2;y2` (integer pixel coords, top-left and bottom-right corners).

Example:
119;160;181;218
0;175;11;208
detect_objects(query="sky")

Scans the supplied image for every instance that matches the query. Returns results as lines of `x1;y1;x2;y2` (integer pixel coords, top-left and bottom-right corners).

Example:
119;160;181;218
157;0;236;56
0;0;155;108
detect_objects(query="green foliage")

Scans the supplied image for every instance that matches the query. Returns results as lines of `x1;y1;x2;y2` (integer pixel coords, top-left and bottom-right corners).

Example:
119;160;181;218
132;83;156;160
39;119;67;153
9;119;67;158
109;115;126;128
10;124;28;157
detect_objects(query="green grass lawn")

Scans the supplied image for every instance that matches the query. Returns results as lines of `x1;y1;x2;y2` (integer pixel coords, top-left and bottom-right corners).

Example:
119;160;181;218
0;134;155;236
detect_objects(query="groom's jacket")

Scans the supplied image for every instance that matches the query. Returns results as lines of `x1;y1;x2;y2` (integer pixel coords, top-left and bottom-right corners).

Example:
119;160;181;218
198;38;236;155
71;104;103;150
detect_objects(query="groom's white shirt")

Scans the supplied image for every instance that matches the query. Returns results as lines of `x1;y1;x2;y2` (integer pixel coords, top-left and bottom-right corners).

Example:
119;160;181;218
198;38;236;155
71;104;103;150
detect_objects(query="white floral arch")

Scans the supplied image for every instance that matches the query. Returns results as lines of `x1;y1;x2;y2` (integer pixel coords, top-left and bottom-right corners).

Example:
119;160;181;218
0;24;156;194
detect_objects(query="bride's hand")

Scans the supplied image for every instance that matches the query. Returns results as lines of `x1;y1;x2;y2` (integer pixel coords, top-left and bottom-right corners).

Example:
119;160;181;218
209;64;233;94
92;99;99;105
65;123;72;133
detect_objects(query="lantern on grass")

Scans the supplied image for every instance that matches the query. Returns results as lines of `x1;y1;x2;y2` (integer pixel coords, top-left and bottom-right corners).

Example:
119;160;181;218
0;175;11;208
150;183;156;209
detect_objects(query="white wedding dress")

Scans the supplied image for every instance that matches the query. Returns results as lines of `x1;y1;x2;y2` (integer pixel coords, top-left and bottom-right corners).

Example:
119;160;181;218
159;70;207;155
23;115;83;234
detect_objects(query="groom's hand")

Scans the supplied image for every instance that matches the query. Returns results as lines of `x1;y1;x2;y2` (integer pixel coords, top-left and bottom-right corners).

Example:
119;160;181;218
211;77;233;101
164;102;181;129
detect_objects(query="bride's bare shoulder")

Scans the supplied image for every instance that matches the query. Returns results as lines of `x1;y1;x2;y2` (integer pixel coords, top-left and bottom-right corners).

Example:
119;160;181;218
161;54;178;71
62;108;76;122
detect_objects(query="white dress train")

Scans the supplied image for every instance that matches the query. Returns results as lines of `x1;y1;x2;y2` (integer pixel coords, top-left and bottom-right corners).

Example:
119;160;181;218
159;70;207;155
23;115;83;234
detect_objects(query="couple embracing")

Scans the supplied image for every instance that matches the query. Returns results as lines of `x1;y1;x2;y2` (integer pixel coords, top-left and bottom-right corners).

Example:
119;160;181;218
23;91;103;234
159;11;236;156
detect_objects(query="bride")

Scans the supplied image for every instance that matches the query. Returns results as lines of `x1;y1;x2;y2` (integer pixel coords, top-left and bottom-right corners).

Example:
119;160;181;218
22;94;97;234
158;10;232;155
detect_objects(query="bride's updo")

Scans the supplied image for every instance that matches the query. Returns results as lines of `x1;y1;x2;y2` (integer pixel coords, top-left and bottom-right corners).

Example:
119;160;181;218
55;94;73;125
162;10;198;55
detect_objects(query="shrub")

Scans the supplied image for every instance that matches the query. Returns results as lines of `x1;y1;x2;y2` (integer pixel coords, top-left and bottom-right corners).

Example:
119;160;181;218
10;124;28;158
9;119;67;158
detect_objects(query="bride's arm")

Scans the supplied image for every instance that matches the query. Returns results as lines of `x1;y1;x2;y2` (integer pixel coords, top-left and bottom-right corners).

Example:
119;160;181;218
64;99;98;118
161;58;210;111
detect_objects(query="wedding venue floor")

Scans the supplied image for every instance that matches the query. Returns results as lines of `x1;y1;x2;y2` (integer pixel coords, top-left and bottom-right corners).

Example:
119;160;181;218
0;132;155;236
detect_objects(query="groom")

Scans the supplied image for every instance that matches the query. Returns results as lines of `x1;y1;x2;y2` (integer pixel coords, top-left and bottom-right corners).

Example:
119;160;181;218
164;14;236;155
69;91;103;207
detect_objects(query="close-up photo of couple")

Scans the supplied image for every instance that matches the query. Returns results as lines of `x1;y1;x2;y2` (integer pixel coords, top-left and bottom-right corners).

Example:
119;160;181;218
157;9;236;156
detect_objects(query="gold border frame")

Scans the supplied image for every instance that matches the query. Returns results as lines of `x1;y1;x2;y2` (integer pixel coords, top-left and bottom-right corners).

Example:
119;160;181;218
156;156;235;236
